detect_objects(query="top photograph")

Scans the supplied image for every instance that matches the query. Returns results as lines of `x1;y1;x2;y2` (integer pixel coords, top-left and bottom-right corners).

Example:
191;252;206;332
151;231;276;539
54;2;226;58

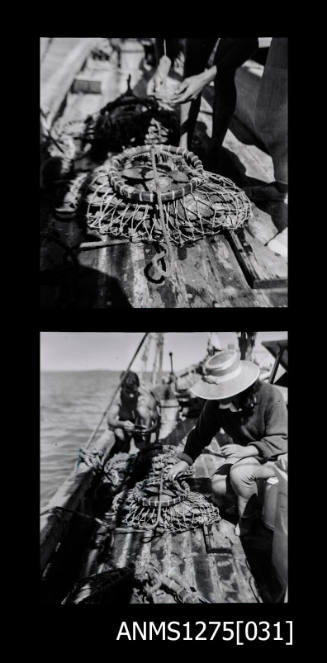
40;37;288;309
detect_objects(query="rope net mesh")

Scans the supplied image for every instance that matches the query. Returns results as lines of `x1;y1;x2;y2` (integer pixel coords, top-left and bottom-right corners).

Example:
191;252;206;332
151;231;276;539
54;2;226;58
41;95;252;283
84;96;179;157
82;145;252;246
104;444;220;533
45;89;179;170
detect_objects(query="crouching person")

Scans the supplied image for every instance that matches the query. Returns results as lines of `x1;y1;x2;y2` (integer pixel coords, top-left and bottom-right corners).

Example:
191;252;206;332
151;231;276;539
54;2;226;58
167;350;287;535
107;370;159;455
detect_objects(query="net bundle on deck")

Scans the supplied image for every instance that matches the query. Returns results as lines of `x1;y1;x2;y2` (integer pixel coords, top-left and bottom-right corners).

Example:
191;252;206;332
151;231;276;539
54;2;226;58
84;144;252;245
102;452;133;494
46;88;179;170
110;444;220;533
83;92;179;158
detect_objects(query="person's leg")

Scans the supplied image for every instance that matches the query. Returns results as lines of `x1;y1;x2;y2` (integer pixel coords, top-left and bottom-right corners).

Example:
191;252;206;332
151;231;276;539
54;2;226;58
110;428;131;455
180;39;217;149
206;72;237;168
207;38;258;170
211;462;235;508
229;457;277;533
250;38;288;199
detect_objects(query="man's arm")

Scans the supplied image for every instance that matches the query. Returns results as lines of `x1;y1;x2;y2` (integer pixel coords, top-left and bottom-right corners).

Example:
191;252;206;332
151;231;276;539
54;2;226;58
179;400;221;465
174;38;259;105
107;403;134;432
251;390;288;460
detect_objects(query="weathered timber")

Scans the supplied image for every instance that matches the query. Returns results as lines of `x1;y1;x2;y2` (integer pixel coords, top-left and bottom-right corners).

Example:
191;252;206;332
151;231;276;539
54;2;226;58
228;228;287;289
40;430;115;574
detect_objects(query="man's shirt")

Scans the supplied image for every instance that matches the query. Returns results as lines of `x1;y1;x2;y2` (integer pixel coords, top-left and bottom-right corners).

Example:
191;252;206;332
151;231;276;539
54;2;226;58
179;381;287;465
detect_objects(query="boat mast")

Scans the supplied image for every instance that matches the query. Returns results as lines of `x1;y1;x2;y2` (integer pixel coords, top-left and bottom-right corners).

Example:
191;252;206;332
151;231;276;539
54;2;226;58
151;333;164;386
237;331;257;360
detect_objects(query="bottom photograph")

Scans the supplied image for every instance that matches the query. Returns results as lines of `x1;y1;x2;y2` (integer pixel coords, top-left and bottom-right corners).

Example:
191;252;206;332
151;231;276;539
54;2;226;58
40;331;288;605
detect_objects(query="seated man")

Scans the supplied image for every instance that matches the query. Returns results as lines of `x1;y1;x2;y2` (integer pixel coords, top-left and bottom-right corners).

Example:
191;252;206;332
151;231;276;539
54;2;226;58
167;350;287;536
107;370;159;455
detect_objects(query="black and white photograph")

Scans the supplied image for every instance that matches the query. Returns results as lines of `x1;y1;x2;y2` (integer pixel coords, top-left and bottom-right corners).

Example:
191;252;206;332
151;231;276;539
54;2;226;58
40;37;287;309
40;331;288;605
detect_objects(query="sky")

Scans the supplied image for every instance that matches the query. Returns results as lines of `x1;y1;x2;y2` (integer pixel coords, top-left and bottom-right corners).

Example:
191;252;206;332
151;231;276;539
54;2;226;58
40;331;287;373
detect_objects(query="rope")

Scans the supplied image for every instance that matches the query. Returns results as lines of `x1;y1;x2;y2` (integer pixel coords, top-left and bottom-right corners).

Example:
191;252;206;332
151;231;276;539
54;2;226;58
85;146;251;256
149;470;164;530
40;505;105;526
76;447;104;472
148;146;173;280
109;445;221;534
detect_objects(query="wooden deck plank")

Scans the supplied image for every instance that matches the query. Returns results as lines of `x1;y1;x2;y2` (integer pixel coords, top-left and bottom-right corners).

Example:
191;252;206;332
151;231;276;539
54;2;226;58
228;229;287;289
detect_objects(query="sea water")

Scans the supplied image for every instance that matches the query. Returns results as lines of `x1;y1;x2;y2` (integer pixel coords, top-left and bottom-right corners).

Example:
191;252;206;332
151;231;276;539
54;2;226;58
40;370;119;508
40;370;158;508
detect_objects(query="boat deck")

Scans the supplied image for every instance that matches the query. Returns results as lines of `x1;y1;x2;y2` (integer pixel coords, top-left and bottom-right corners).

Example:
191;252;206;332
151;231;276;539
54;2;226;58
40;402;283;604
103;436;257;603
40;38;287;308
87;422;282;603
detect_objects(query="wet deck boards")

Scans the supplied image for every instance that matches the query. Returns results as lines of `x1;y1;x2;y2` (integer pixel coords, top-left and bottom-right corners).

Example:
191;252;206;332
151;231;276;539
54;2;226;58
99;435;259;603
40;39;287;308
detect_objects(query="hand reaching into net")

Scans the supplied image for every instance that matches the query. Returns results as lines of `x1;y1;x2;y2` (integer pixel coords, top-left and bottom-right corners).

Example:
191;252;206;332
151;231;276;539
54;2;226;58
172;73;209;104
166;460;190;481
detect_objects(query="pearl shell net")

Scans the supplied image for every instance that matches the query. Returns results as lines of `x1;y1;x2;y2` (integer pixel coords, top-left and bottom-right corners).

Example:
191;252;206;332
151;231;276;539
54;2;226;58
84;145;252;246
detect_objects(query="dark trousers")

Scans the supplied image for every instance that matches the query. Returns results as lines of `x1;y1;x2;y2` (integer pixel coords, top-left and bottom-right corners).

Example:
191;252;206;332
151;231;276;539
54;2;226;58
184;38;258;158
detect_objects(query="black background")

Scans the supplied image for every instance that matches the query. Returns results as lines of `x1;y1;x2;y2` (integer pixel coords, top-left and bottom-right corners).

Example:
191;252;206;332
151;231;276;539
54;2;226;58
10;9;313;652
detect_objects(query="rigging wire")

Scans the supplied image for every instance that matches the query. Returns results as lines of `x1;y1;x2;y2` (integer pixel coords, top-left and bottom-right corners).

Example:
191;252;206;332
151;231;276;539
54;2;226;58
84;332;149;451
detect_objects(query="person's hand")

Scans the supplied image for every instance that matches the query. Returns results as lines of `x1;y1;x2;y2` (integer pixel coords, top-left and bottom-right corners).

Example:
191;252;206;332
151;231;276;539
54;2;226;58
172;72;209;104
167;460;190;480
122;420;135;433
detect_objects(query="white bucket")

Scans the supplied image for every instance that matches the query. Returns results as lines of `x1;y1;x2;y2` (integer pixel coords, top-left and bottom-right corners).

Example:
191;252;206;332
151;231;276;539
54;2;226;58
158;398;180;439
262;476;279;530
272;465;288;591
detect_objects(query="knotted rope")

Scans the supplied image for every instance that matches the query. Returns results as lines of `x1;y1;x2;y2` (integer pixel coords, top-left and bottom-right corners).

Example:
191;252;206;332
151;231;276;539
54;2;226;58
109;445;220;534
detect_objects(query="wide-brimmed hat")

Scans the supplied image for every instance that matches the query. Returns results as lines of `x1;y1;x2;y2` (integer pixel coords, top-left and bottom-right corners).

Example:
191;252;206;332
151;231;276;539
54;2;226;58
191;350;260;400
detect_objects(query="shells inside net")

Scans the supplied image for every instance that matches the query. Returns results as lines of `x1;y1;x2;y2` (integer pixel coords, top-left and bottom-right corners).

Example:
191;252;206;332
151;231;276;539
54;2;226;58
83;146;252;245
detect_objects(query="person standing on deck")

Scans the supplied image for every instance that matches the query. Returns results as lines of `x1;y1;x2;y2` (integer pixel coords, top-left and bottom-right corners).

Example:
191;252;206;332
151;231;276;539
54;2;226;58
245;38;288;205
167;350;287;536
244;38;288;255
147;38;259;171
107;370;159;455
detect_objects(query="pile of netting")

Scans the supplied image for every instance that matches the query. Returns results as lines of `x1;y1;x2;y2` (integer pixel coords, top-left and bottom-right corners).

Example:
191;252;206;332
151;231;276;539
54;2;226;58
40;112;83;188
110;444;220;533
83;91;179;159
102;452;134;495
44;87;179;170
84;144;252;246
40;85;179;192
